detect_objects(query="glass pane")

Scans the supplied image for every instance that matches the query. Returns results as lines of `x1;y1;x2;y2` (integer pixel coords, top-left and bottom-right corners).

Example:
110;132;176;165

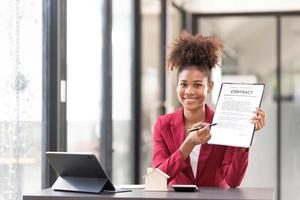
140;0;161;182
281;16;300;200
112;0;133;184
166;3;184;112
198;16;277;191
67;0;103;159
0;0;42;199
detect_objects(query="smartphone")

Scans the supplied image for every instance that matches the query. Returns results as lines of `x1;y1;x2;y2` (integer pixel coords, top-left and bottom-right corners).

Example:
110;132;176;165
172;184;198;192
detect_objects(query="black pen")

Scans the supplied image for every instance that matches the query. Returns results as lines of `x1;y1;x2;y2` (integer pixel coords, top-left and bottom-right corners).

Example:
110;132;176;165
187;123;217;133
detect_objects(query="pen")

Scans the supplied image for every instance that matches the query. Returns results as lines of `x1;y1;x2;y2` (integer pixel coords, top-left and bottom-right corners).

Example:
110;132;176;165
187;123;217;133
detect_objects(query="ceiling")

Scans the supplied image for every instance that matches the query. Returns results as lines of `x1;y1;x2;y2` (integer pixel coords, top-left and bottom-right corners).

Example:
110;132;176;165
173;0;300;13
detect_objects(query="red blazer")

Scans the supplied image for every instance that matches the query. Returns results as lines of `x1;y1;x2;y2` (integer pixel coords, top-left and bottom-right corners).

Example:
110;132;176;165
152;105;249;188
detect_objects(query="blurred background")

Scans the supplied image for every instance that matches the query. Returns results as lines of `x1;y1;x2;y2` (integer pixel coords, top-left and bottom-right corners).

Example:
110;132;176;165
1;0;300;200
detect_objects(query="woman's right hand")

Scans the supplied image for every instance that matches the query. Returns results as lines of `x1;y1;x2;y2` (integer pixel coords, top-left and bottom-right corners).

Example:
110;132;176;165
187;122;212;145
179;122;211;160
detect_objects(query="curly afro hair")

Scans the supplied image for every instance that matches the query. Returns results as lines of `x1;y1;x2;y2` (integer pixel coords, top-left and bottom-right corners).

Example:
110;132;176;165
167;31;224;76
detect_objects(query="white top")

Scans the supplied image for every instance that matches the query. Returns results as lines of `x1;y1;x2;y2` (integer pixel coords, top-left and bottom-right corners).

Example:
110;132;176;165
190;144;201;178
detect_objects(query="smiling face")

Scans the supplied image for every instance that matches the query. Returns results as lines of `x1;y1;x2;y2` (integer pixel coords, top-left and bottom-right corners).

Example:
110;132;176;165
176;67;213;112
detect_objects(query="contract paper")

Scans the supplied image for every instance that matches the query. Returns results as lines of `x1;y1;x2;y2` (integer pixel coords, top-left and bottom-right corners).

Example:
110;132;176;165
208;83;265;148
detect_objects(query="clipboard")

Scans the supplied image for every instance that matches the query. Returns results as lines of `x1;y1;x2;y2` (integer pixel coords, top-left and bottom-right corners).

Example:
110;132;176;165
208;83;265;148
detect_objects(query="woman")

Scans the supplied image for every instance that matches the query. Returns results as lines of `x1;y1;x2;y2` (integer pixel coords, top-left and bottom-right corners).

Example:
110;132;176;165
152;32;266;188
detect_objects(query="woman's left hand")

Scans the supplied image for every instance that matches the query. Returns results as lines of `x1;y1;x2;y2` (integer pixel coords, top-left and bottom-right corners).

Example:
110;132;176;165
251;107;266;131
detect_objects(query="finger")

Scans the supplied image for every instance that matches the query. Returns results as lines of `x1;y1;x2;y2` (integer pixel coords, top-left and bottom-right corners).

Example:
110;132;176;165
253;119;263;131
250;108;266;131
255;108;266;117
251;115;264;124
250;118;260;126
256;122;263;131
196;124;210;135
252;114;265;127
200;133;212;144
251;115;262;121
256;107;264;112
191;122;208;129
250;118;260;130
188;125;207;133
252;112;264;122
197;131;208;140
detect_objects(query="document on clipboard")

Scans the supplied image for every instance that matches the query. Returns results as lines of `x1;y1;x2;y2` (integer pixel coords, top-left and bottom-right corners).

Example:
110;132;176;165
208;83;265;148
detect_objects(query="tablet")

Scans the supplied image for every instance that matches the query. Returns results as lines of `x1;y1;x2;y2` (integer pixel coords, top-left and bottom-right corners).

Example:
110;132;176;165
46;152;129;193
172;184;198;192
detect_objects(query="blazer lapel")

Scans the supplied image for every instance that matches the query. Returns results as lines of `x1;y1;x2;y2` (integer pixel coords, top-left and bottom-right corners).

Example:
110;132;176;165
170;107;185;151
170;107;196;183
196;104;215;181
196;143;213;180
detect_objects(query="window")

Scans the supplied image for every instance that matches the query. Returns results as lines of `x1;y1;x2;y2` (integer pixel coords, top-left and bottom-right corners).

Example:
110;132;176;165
67;0;102;159
112;0;134;184
0;0;42;199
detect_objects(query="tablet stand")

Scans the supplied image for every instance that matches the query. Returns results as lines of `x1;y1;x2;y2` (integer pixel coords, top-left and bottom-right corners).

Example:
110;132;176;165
52;176;109;193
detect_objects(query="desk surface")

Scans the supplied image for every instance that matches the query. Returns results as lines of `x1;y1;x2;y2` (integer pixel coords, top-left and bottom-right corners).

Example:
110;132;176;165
23;187;273;200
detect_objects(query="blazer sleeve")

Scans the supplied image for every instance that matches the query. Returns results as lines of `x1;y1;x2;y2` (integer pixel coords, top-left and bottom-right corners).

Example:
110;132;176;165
152;117;188;181
222;147;249;188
